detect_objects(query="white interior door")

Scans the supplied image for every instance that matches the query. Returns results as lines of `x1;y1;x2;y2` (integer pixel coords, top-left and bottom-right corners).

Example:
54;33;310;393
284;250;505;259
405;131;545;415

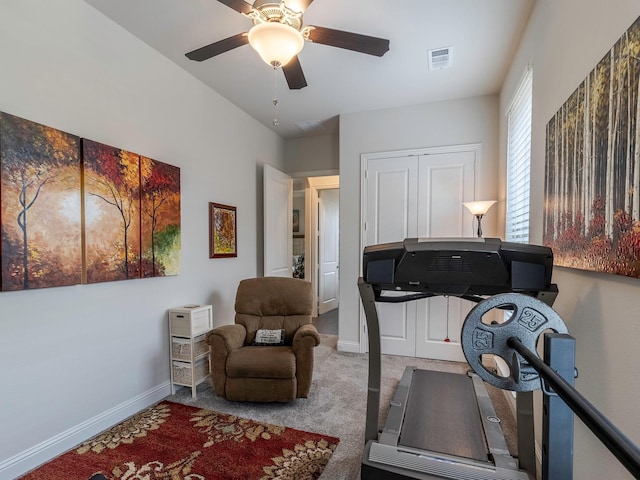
263;164;292;277
364;156;418;356
363;146;478;360
318;189;340;314
415;151;476;362
307;175;340;319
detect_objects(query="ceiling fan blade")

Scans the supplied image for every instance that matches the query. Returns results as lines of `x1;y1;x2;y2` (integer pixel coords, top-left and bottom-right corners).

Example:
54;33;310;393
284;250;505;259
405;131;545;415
185;33;248;62
307;26;390;57
282;56;307;89
216;0;254;14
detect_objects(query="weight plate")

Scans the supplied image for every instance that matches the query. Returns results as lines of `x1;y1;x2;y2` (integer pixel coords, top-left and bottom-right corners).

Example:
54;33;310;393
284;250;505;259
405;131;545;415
461;293;568;392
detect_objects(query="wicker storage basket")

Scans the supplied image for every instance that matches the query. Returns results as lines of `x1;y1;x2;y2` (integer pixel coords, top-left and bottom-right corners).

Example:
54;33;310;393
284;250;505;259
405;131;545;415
171;335;209;361
172;358;209;385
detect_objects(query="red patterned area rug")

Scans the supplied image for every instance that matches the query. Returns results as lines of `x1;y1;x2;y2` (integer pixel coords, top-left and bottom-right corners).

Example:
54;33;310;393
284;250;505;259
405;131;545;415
21;401;339;480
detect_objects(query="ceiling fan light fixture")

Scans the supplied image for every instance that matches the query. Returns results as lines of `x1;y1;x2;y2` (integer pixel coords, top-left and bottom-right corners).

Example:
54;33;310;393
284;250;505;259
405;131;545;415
282;0;306;14
248;22;304;67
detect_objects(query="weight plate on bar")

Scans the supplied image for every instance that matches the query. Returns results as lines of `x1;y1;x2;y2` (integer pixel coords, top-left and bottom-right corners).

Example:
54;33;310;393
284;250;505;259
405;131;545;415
461;293;568;392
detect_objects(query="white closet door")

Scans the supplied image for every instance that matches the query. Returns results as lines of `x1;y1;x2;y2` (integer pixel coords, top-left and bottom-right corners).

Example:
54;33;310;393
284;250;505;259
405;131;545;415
362;146;479;360
415;151;476;361
364;156;418;356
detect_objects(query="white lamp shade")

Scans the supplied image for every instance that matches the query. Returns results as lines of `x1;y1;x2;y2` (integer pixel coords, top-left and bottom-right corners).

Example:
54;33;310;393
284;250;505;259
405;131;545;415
248;22;304;67
463;200;497;216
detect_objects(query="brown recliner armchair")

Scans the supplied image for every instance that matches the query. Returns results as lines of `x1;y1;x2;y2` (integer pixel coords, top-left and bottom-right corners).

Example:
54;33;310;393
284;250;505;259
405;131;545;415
207;277;320;402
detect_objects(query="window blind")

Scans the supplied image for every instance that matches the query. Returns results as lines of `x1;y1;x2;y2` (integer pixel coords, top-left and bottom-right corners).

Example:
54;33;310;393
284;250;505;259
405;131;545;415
506;67;533;243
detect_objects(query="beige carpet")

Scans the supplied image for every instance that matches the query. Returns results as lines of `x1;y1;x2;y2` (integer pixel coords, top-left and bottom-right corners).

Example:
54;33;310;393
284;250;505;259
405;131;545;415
168;334;518;480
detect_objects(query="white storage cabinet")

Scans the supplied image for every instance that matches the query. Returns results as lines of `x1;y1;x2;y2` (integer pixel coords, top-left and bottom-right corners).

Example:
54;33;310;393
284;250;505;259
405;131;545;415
168;305;213;398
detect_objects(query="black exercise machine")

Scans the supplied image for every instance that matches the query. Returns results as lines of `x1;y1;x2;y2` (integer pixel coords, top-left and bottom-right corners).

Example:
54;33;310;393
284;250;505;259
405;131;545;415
359;237;640;480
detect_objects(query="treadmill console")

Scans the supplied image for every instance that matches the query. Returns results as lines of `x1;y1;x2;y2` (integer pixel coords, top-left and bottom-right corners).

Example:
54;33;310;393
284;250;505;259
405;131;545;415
363;237;554;298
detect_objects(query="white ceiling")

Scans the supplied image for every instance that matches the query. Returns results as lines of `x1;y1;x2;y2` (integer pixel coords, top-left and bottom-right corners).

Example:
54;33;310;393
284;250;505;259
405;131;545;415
85;0;535;139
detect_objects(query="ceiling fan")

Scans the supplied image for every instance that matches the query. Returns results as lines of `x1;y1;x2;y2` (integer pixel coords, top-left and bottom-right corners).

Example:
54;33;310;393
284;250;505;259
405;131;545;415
185;0;390;90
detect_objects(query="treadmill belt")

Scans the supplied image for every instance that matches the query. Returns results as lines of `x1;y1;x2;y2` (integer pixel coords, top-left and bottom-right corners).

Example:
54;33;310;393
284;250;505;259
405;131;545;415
398;369;489;462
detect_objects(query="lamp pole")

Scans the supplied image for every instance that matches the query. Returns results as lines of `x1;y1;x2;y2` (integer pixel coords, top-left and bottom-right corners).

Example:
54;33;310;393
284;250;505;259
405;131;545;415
475;214;484;238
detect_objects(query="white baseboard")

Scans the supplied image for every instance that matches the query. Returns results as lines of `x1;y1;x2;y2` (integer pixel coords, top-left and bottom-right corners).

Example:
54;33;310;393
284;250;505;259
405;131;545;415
337;340;361;353
0;381;171;479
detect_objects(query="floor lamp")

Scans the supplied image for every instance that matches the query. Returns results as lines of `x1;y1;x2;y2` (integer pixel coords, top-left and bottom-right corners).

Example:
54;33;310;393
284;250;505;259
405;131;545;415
463;200;497;238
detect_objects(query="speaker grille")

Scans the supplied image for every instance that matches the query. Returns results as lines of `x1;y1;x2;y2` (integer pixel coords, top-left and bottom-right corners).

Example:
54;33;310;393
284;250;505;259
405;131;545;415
429;255;470;272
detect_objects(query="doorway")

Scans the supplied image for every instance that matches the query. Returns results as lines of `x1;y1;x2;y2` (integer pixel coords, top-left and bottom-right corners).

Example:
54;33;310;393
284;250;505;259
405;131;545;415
318;188;339;314
294;175;339;318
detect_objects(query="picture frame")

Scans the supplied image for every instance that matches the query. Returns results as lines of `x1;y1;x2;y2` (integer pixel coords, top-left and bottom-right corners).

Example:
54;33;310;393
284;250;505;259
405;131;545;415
209;202;237;258
293;209;300;233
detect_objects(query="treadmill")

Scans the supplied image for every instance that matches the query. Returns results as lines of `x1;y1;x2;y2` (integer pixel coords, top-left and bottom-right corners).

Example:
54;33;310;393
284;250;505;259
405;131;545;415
359;237;557;480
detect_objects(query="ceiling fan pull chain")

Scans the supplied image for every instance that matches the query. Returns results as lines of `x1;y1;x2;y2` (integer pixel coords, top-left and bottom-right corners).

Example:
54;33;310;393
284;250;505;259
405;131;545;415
272;65;280;126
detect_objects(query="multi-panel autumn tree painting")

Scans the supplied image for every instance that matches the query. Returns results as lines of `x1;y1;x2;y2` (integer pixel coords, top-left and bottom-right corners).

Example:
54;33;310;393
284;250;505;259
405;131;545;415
544;15;640;278
0;112;180;291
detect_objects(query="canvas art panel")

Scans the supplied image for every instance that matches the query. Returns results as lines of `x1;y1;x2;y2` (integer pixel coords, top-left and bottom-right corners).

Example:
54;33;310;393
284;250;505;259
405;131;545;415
0;112;82;291
82;139;142;283
140;156;181;277
544;15;640;278
209;203;237;258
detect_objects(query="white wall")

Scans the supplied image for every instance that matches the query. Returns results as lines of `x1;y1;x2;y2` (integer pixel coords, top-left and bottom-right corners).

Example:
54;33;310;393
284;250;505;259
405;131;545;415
0;1;284;477
500;0;640;477
338;95;499;349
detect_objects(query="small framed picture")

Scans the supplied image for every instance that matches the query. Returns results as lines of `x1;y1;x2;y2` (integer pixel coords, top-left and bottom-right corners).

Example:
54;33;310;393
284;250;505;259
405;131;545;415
293;209;300;233
209;202;237;258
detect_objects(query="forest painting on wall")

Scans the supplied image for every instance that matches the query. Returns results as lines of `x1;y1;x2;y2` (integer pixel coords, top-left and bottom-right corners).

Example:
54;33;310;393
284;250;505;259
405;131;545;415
544;15;640;278
0;112;83;291
0;112;181;291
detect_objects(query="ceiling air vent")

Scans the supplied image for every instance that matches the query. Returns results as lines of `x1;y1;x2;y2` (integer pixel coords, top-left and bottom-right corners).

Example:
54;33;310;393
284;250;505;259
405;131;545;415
428;46;453;70
296;120;326;132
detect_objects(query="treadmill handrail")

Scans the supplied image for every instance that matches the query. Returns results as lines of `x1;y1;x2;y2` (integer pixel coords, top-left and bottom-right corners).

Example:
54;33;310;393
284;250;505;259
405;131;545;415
374;292;436;303
373;291;545;305
510;337;640;479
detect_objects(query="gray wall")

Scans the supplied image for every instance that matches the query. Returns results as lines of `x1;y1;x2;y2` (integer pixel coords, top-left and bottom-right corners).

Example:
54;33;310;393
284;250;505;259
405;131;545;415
0;1;283;477
500;0;640;477
284;133;339;175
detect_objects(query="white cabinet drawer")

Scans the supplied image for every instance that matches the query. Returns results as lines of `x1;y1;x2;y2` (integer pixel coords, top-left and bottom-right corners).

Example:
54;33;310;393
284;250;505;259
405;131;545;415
169;305;212;337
